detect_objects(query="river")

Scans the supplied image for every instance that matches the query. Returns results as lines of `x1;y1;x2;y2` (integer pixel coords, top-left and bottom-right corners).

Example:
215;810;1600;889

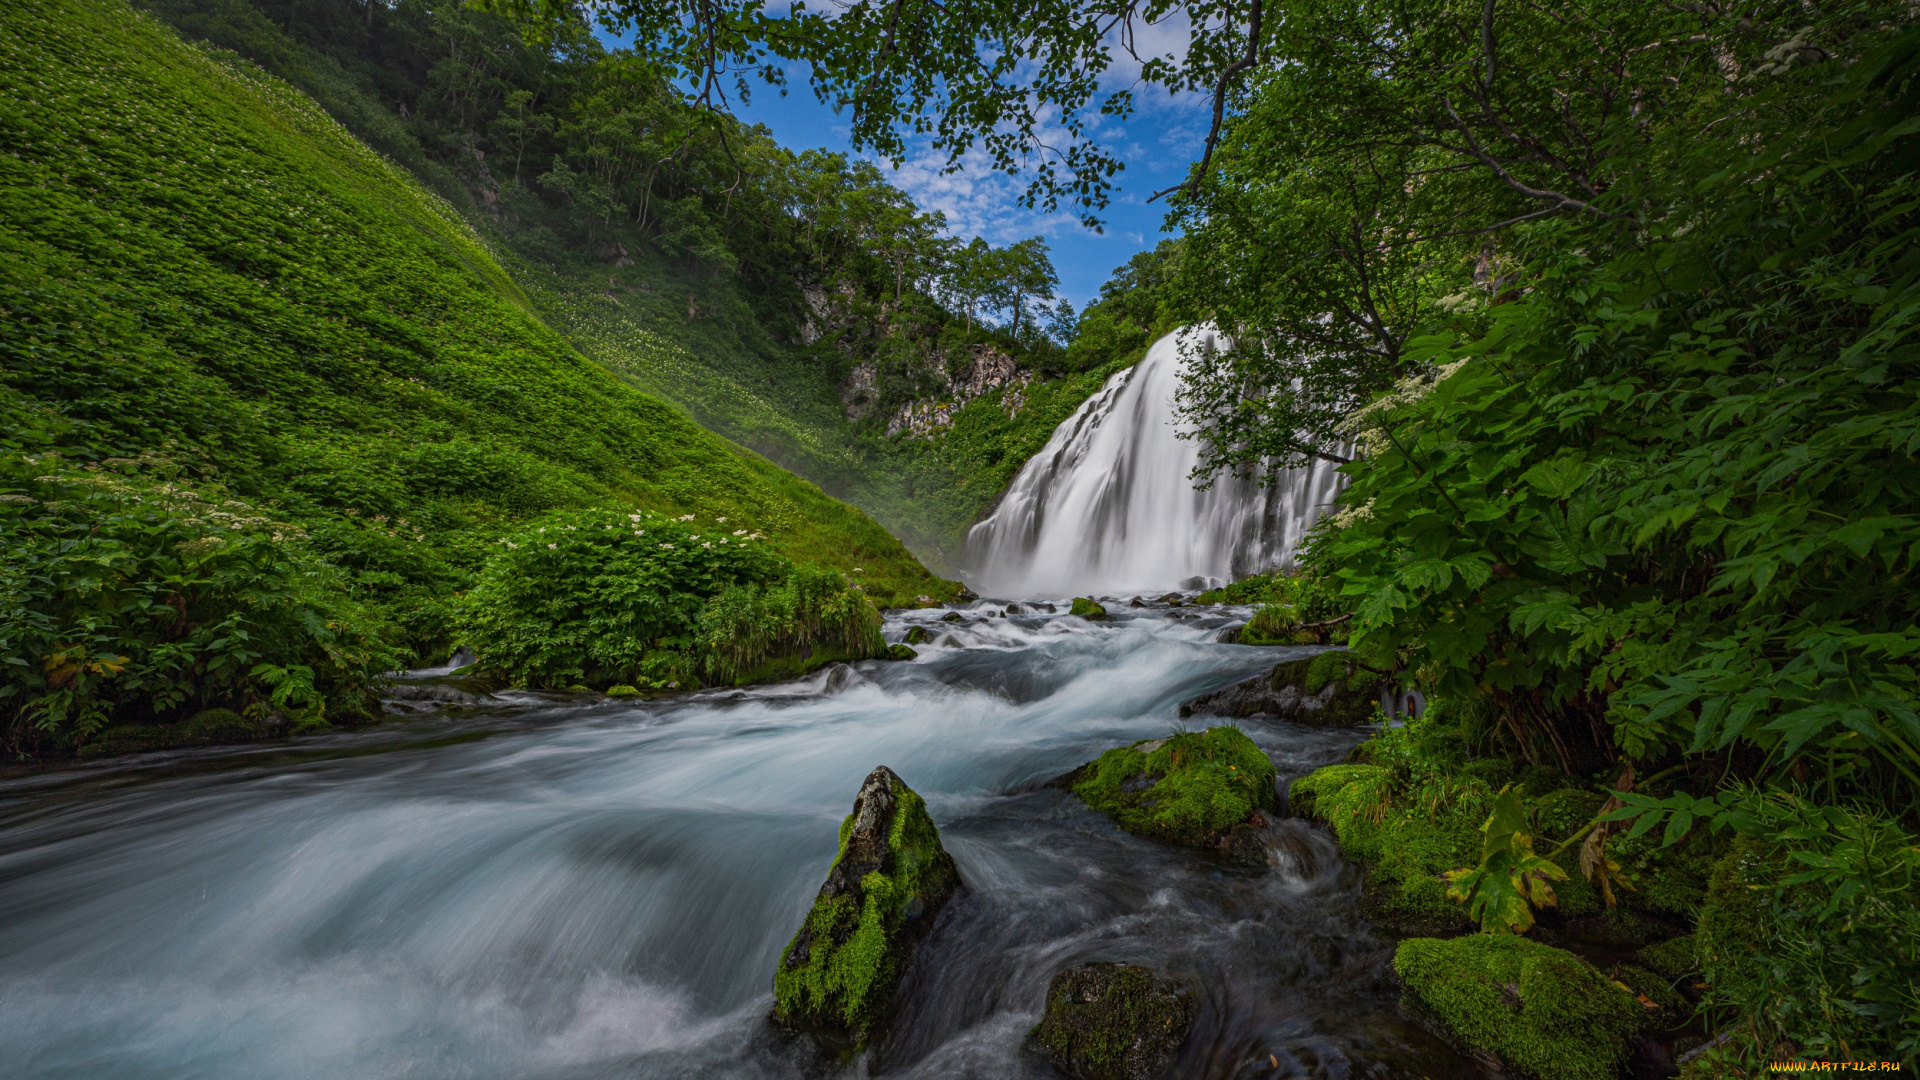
0;604;1486;1079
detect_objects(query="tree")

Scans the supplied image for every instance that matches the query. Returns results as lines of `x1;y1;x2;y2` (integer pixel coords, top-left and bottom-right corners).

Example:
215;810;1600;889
997;237;1059;341
473;0;1281;226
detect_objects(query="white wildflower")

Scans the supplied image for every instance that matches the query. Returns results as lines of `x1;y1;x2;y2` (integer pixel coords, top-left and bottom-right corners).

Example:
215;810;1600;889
547;542;557;549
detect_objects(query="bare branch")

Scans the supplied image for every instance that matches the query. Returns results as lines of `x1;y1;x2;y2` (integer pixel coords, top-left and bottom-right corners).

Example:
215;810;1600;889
1440;97;1615;217
1149;0;1262;202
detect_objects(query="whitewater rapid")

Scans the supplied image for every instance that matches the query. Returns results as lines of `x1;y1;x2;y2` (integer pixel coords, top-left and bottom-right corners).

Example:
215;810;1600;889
0;606;1482;1079
963;329;1345;597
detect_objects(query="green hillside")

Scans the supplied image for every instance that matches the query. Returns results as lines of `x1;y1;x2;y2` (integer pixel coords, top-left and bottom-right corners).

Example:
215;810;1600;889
0;0;949;658
114;0;1169;572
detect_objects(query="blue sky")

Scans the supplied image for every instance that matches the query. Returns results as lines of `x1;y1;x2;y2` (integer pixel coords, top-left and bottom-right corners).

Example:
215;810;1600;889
594;13;1208;307
724;69;1201;305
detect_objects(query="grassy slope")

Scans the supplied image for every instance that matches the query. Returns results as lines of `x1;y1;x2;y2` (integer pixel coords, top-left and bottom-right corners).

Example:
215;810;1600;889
114;0;1129;574
0;0;948;638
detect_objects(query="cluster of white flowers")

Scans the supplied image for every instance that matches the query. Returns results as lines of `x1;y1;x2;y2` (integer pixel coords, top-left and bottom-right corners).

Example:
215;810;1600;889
1325;497;1378;531
677;514;695;521
1335;359;1472;457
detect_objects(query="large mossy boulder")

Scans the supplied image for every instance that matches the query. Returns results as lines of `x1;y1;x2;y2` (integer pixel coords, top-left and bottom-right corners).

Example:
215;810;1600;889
1030;962;1194;1080
1394;935;1641;1080
1071;597;1110;619
773;766;962;1050
1179;651;1379;726
1068;727;1278;860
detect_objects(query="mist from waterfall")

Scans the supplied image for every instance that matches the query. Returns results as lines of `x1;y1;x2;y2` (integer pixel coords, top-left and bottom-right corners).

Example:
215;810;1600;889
963;328;1346;597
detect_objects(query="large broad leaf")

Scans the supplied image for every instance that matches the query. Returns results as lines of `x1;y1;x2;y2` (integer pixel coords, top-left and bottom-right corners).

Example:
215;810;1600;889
1444;787;1570;933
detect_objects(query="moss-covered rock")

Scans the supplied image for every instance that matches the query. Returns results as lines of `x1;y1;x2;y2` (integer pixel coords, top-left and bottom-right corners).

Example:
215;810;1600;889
903;625;931;645
78;707;271;758
1068;727;1278;859
1696;839;1770;976
1071;597;1110;619
1636;934;1699;981
1394;935;1642;1080
773;766;962;1050
1179;651;1379;726
604;684;642;698
885;643;919;660
1289;764;1477;931
1030;962;1193;1080
1607;961;1687;1025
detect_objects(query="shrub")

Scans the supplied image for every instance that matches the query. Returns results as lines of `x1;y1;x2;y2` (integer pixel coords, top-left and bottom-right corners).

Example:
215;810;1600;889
699;562;885;684
1694;798;1920;1068
456;505;881;688
0;452;394;753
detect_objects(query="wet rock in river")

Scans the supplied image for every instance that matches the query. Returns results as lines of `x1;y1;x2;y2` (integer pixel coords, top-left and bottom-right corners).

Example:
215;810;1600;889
1179;651;1379;726
1030;962;1193;1080
1070;597;1109;620
1063;727;1278;862
941;610;965;623
904;625;931;645
773;766;961;1050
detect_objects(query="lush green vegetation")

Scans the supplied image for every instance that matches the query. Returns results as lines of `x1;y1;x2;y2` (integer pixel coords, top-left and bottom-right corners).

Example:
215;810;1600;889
1071;726;1278;849
124;0;1180;568
454;506;884;689
0;0;952;755
0;452;393;748
1170;2;1920;1070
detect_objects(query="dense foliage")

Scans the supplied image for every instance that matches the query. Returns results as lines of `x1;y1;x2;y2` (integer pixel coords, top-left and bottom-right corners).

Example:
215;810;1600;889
1234;6;1920;1067
0;0;948;752
457;506;882;688
0;452;392;749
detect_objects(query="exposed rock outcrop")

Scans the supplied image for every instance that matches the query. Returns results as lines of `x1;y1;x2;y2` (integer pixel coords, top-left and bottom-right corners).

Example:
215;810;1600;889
1030;962;1194;1080
1179;651;1379;726
884;347;1034;437
773;766;962;1050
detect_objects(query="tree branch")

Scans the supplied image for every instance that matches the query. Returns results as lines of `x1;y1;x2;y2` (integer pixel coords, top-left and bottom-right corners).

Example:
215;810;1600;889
1149;0;1262;202
1440;97;1615;217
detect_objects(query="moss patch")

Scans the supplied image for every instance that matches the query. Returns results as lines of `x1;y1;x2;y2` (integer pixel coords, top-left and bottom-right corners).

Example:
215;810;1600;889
1289;764;1477;930
1636;934;1699;981
1030;962;1193;1080
1071;727;1278;853
774;766;961;1049
1071;597;1110;619
1180;653;1380;726
1394;935;1641;1080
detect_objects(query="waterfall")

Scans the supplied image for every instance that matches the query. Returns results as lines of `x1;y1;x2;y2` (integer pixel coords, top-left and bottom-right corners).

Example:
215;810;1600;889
963;327;1346;597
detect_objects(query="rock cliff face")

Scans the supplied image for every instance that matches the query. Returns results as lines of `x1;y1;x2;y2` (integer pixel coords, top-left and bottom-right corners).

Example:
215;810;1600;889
773;766;962;1050
840;342;1029;430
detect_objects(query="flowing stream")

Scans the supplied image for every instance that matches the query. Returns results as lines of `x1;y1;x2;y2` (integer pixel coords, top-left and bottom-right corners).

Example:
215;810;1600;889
963;329;1346;597
0;608;1487;1079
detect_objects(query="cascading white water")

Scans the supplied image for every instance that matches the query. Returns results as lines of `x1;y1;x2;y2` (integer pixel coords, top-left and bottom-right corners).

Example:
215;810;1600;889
964;327;1346;597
